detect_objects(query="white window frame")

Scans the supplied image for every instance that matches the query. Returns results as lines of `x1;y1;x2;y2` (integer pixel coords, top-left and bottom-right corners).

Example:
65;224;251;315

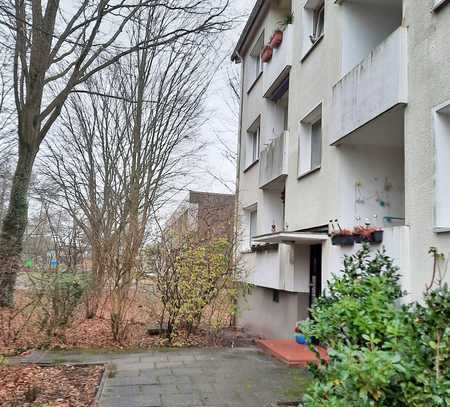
298;104;322;177
249;209;258;247
433;99;450;232
248;31;264;90
302;0;325;59
246;116;261;169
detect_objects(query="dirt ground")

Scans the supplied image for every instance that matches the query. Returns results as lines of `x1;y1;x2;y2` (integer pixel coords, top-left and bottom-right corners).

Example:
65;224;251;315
0;283;253;356
0;363;104;407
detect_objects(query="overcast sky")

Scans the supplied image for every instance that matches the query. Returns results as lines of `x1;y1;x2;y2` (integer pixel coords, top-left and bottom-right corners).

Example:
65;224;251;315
183;0;254;195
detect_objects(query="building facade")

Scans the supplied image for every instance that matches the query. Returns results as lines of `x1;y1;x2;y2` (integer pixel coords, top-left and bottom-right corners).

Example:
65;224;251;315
165;190;235;242
232;0;450;339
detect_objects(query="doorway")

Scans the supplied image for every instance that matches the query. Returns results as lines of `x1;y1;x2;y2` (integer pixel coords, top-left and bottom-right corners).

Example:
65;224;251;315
309;244;322;308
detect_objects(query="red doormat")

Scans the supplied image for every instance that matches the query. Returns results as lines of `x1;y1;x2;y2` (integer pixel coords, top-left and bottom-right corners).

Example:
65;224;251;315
257;339;328;367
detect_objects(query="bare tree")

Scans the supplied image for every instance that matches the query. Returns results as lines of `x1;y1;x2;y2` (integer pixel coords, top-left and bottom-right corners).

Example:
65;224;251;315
0;0;232;307
42;10;218;338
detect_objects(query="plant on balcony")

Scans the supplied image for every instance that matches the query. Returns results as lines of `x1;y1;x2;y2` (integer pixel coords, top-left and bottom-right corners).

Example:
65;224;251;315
330;228;354;247
353;225;384;244
270;30;283;48
261;45;273;62
271;13;293;49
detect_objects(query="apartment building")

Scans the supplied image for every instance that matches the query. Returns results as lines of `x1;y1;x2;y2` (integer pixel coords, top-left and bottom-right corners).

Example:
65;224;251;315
232;0;450;339
165;190;235;241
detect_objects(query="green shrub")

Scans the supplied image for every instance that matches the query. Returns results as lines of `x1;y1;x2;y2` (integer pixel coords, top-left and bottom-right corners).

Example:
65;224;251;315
29;271;87;336
300;246;450;407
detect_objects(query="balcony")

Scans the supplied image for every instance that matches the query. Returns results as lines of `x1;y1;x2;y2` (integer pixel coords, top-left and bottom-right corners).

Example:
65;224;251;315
329;27;408;145
259;131;288;189
263;24;294;99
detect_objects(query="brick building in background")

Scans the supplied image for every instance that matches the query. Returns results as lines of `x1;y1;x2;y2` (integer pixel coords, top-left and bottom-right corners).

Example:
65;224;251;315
165;191;235;242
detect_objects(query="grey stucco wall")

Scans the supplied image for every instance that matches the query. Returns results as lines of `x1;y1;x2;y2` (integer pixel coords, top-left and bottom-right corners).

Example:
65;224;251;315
237;286;309;339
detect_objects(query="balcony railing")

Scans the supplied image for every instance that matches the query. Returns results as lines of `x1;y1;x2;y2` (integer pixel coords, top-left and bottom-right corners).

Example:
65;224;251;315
329;27;408;145
258;131;289;189
262;24;294;99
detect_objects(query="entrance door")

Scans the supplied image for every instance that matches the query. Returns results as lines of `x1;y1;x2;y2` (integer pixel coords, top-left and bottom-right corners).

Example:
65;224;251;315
309;244;322;308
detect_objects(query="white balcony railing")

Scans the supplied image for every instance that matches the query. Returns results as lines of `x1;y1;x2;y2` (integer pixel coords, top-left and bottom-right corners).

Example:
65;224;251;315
329;27;408;145
258;131;289;189
262;24;294;99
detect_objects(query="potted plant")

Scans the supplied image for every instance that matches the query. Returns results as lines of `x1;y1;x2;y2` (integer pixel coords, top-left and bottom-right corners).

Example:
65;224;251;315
294;324;307;345
261;45;273;62
331;228;354;246
353;225;384;244
270;30;283;48
271;13;294;49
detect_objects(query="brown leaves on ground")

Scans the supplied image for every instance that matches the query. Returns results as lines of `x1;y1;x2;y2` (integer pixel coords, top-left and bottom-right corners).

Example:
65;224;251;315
0;364;104;407
0;290;229;356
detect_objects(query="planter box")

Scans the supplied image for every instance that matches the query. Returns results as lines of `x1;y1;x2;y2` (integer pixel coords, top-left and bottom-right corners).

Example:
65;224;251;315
331;235;354;246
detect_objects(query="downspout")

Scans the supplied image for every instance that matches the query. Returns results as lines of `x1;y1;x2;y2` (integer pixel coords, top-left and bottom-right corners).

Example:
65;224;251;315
232;52;245;330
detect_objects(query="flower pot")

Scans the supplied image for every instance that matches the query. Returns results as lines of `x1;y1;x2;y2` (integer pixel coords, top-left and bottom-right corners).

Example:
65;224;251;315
270;30;283;48
295;334;307;345
261;45;273;63
370;230;384;244
331;235;354;247
353;234;363;244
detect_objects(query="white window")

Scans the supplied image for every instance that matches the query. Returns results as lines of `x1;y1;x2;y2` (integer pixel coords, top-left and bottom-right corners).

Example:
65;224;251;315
298;104;322;177
249;209;257;246
302;0;325;58
248;32;264;88
433;100;450;231
246;117;261;168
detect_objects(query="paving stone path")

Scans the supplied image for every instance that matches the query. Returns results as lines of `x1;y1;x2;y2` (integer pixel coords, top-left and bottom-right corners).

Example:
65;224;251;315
12;347;309;407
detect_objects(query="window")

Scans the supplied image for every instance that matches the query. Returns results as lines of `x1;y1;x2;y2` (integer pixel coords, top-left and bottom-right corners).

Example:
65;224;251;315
433;100;450;231
248;32;264;88
298;104;322;177
311;119;322;169
246;117;261;168
302;0;325;60
311;1;324;44
249;209;257;246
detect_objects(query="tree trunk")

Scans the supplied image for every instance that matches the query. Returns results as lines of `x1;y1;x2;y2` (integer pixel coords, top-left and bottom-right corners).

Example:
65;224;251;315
0;141;37;307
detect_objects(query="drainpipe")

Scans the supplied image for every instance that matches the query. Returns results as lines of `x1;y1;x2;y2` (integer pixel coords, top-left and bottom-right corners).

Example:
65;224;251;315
232;52;245;330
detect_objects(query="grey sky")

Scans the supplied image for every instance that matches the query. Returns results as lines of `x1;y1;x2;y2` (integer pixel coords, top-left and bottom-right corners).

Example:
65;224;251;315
187;0;254;195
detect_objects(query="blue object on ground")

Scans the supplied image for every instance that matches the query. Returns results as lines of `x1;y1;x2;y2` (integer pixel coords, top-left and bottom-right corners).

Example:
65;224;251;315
295;334;306;345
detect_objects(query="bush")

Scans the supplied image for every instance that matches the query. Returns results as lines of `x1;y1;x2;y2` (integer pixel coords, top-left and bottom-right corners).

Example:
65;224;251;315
29;270;87;337
300;246;450;407
149;236;243;342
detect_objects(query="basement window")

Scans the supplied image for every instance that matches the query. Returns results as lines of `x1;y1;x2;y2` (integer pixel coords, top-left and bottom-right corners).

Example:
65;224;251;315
433;100;450;232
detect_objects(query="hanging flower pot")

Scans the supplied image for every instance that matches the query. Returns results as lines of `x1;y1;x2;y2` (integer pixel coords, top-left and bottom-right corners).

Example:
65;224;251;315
261;45;273;63
331;229;355;246
270;30;283;48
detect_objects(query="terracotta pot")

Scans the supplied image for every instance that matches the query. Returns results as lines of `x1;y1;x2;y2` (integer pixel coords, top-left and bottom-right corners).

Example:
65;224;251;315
270;30;283;48
261;45;273;63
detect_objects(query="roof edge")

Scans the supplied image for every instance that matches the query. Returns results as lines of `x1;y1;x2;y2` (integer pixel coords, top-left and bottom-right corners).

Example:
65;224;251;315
231;0;267;62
